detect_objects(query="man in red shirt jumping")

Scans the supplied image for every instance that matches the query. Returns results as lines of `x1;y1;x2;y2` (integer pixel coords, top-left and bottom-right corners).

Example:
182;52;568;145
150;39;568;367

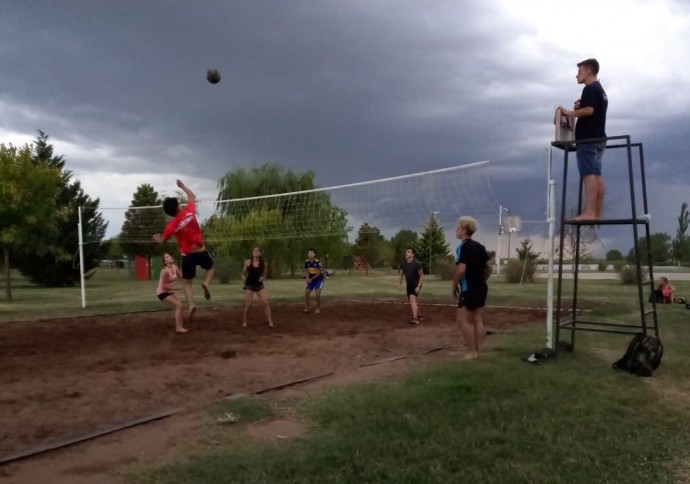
153;180;215;320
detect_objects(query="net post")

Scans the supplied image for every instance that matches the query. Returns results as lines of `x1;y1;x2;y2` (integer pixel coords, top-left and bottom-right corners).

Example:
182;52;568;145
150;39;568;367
546;177;556;349
78;206;86;309
545;146;556;349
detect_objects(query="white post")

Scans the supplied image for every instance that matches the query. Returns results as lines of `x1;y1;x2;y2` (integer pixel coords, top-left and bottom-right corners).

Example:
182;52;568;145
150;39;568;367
78;206;86;309
546;148;556;349
496;205;507;276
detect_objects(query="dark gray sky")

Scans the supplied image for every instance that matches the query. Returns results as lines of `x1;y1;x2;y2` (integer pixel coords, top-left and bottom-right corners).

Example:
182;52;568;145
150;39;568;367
2;0;688;256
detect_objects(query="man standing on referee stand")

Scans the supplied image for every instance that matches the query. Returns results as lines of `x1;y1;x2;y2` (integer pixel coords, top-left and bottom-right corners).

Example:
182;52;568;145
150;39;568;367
558;58;608;221
399;247;424;325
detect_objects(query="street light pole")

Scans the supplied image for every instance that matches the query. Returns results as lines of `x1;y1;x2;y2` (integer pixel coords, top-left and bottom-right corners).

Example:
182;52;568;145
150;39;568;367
429;211;439;275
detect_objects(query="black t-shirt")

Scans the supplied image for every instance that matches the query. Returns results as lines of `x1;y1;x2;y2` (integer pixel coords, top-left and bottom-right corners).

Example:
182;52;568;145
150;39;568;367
457;239;489;290
400;259;423;287
575;81;608;141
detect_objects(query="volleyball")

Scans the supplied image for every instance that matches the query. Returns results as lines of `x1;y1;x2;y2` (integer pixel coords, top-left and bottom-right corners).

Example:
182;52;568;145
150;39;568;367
206;69;221;84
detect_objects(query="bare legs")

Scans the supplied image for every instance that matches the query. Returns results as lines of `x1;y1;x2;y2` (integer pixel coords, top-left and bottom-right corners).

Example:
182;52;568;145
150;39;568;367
182;279;197;323
243;289;273;327
304;289;322;314
201;267;215;300
304;289;321;314
314;289;321;314
164;295;188;333
304;289;311;313
457;307;484;360
574;175;605;221
409;294;420;320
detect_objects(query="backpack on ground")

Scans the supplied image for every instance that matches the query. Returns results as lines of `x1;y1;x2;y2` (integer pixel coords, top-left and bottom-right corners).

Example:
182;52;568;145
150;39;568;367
649;290;663;304
612;333;663;377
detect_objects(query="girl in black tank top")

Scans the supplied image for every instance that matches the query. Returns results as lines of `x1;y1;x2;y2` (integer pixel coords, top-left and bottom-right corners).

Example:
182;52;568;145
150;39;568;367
244;262;264;287
242;247;273;328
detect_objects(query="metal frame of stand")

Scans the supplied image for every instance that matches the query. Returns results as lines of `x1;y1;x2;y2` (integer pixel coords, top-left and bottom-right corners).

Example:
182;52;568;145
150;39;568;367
551;135;659;352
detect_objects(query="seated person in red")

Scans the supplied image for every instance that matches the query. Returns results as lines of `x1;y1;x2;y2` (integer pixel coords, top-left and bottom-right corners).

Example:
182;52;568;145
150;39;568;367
659;277;676;304
153;179;215;317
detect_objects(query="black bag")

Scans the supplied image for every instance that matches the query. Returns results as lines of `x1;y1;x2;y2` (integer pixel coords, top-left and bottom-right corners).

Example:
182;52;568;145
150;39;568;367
613;333;663;377
648;290;663;304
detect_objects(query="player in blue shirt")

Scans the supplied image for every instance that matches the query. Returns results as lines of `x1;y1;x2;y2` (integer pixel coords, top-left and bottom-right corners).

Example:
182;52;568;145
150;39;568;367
303;249;327;314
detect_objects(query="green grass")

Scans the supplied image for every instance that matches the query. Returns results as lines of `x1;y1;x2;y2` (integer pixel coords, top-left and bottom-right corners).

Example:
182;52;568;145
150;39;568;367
3;267;689;322
131;307;690;483
6;268;690;481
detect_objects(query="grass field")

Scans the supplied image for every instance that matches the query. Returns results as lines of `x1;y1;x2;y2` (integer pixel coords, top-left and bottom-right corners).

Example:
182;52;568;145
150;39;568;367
126;284;690;484
3;267;687;323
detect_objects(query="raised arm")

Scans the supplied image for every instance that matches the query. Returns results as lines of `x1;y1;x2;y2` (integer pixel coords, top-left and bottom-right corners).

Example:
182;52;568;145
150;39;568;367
176;179;196;204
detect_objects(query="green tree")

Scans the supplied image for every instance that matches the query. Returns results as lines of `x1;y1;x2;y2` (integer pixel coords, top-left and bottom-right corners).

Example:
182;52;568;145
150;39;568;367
213;163;350;276
626;232;671;264
606;249;623;261
103;236;126;262
353;223;386;267
119;184;169;280
516;238;539;261
12;132;108;287
0;143;63;300
672;202;689;266
389;229;418;268
415;213;450;274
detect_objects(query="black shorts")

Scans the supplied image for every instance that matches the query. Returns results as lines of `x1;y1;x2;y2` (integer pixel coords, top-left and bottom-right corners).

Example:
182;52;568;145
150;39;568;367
157;292;174;301
458;284;488;311
243;283;265;293
180;251;214;280
406;284;421;298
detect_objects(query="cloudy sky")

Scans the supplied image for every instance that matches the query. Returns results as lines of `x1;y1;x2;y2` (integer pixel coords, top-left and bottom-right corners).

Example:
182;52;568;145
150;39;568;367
2;0;689;257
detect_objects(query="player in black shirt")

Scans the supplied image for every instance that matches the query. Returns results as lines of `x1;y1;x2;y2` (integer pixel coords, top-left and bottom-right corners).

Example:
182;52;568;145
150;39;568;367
558;58;608;221
452;216;493;360
399;247;425;324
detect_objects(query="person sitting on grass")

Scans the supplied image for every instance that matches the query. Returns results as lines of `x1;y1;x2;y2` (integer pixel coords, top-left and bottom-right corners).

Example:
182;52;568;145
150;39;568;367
156;253;189;334
659;277;676;304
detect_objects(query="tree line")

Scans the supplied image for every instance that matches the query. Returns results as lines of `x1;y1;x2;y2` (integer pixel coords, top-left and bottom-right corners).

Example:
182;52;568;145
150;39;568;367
3;132;690;301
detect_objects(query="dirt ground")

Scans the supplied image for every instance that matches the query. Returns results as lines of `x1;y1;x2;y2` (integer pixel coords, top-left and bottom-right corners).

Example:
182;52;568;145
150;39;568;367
0;301;544;482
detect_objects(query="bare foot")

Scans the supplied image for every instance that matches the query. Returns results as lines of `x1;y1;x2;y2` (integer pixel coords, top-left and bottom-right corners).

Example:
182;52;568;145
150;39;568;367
268;322;274;328
201;282;211;300
175;328;189;334
315;308;321;314
303;308;310;313
187;306;197;323
573;213;597;221
241;322;247;328
463;352;479;361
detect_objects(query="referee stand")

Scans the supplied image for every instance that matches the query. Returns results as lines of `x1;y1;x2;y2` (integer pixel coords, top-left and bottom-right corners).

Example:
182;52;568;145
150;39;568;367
551;135;659;352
